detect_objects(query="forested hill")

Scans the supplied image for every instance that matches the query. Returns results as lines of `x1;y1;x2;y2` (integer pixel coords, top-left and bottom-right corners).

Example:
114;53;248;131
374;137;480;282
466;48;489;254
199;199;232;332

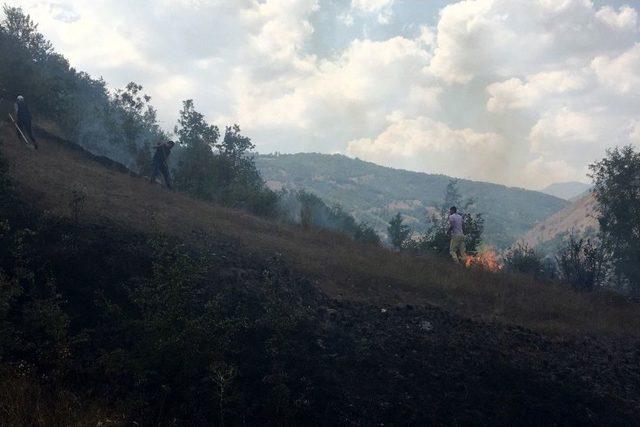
256;153;569;248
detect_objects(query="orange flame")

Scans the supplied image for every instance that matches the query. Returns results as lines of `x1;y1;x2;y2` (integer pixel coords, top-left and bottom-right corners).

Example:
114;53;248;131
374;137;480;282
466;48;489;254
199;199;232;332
465;250;503;272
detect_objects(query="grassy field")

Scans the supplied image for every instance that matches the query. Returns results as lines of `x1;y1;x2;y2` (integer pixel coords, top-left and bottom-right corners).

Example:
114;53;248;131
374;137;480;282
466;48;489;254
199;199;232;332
1;121;638;338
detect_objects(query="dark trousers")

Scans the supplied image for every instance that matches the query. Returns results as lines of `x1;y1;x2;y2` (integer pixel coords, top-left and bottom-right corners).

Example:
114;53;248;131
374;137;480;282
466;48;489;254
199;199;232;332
151;160;172;189
17;118;37;148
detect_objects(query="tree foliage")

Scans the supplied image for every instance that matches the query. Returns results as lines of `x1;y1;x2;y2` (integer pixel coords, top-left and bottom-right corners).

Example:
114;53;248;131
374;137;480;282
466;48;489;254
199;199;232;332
504;244;545;277
589;146;640;296
0;6;166;168
556;234;606;292
280;190;380;245
410;179;484;255
171;101;278;216
387;213;411;250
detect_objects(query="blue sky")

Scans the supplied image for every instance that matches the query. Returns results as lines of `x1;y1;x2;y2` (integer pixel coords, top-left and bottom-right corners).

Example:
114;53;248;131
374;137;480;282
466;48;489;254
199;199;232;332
12;0;640;189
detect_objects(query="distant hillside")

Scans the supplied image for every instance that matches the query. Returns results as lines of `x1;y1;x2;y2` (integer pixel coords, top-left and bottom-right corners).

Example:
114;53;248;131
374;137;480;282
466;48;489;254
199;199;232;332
256;153;569;248
541;182;592;200
519;192;599;254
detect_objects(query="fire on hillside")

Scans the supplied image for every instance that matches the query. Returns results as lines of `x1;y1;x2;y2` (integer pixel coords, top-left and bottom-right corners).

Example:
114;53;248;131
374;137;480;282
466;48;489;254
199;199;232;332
465;250;503;272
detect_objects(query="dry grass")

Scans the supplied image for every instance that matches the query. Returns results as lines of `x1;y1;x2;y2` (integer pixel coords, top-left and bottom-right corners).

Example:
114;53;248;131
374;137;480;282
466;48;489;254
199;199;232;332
1;121;639;337
0;371;116;427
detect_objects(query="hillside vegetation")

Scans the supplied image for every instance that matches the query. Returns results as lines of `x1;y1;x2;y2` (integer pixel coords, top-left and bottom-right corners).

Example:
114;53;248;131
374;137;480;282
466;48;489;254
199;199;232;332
256;153;569;248
520;192;599;254
2;109;640;425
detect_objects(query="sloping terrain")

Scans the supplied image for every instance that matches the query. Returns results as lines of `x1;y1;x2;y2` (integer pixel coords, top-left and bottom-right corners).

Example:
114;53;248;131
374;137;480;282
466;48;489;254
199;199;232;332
541;181;592;200
255;153;569;248
1;122;633;335
2;121;640;424
520;192;599;253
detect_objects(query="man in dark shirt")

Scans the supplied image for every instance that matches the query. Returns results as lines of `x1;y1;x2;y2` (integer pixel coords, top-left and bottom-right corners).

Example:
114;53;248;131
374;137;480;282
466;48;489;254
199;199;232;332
151;140;175;189
14;95;38;149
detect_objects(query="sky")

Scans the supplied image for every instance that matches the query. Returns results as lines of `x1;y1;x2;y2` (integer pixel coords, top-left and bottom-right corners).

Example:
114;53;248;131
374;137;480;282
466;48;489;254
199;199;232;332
11;0;640;190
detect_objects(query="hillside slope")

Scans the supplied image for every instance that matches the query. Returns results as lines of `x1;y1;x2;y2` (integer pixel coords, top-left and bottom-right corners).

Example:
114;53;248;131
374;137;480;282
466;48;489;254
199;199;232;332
2;122;633;334
541;181;592;200
2;120;640;423
520;192;599;253
256;153;569;248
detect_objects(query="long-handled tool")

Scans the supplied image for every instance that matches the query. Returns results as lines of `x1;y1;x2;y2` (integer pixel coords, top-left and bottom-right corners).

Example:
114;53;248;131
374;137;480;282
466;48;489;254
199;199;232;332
8;113;36;149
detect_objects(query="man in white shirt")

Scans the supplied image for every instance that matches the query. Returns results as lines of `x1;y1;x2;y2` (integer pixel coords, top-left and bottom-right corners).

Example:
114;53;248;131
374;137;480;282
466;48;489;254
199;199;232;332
448;206;466;263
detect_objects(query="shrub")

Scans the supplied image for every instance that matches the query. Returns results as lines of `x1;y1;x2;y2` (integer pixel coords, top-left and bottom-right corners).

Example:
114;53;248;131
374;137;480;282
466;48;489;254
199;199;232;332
279;190;380;245
172;102;279;216
387;213;411;250
504;244;545;278
556;234;606;292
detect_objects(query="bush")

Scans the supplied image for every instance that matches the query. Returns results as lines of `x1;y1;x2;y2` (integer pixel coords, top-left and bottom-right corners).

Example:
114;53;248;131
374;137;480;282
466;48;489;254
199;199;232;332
504;244;548;280
556;234;606;292
172;102;279;216
408;180;484;256
387;213;411;250
279;190;380;245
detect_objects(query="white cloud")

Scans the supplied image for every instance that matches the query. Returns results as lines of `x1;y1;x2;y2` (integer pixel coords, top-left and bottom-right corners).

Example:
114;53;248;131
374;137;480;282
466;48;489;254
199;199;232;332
591;43;640;94
10;0;640;189
242;0;319;65
529;107;600;156
524;157;581;188
628;120;640;145
346;0;395;24
346;117;508;182
487;70;587;112
429;0;639;84
596;5;638;30
351;0;394;14
225;35;436;142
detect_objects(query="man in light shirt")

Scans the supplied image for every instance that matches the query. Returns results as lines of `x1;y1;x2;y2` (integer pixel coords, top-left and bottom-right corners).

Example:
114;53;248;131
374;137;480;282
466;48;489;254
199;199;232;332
448;206;466;263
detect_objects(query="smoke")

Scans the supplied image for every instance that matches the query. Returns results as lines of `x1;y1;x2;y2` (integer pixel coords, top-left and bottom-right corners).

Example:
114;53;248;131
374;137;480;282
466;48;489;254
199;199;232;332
277;188;371;238
18;0;640;189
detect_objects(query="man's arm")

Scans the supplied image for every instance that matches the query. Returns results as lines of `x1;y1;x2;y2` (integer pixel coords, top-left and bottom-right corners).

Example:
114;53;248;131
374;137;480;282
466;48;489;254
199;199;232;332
447;215;453;235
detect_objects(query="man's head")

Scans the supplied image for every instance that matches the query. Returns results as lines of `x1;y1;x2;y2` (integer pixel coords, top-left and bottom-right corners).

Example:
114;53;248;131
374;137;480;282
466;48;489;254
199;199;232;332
16;95;24;103
449;206;457;215
166;140;175;148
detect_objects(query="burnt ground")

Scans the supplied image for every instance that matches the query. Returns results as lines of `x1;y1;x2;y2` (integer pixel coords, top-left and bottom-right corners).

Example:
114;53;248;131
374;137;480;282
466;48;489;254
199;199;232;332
10;218;638;426
1;121;639;425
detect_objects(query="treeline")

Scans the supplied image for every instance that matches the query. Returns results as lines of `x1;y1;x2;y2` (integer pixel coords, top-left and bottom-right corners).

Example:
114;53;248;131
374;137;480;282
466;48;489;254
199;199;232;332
387;161;640;299
385;179;484;255
497;146;640;298
0;6;377;244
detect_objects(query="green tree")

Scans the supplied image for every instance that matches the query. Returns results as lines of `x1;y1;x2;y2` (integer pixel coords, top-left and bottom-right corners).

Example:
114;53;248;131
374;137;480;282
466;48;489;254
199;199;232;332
504;244;545;278
589;146;640;296
556;234;606;292
416;179;484;255
387;213;411;250
284;190;379;244
172;101;278;216
111;82;161;154
172;100;221;200
354;223;381;245
1;5;52;61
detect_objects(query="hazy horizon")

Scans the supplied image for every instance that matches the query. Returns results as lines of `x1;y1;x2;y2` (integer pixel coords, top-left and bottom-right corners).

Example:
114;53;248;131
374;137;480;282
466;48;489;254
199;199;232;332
13;0;640;190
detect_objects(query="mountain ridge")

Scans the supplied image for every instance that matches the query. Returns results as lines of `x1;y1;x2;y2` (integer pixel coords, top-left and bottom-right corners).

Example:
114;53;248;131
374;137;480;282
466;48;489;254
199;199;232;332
256;152;569;248
520;192;599;253
541;181;592;200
